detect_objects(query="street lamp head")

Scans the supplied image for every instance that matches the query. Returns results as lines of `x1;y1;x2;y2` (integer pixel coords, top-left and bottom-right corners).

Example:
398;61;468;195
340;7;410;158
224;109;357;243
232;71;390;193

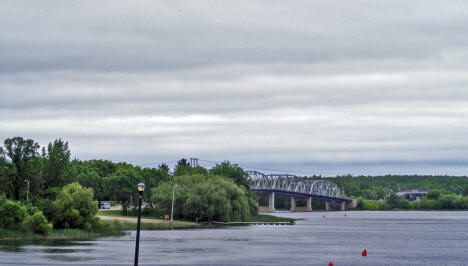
137;183;145;192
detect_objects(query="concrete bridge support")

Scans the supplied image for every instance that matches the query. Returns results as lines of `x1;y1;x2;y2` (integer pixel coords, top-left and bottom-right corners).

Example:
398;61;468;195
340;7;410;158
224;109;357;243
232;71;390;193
325;200;330;211
306;197;312;211
268;192;275;212
339;201;345;211
290;197;296;212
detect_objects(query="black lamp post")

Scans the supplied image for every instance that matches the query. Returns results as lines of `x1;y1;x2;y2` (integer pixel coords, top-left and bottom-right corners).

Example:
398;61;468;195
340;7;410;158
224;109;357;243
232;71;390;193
134;182;145;266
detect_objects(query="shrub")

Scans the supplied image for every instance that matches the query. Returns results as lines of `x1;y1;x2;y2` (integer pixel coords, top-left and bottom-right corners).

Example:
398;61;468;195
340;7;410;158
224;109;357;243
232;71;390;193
52;182;98;229
439;194;459;209
420;197;441;209
426;190;441;200
459;196;468;209
358;199;389;210
21;211;53;234
0;199;27;230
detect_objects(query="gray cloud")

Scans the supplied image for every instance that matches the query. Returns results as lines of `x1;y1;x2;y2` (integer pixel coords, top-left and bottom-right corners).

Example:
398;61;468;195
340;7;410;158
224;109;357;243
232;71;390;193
1;1;468;175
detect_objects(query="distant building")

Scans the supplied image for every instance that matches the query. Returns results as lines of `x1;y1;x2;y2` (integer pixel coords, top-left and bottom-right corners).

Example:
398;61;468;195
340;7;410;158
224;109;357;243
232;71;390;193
396;189;429;201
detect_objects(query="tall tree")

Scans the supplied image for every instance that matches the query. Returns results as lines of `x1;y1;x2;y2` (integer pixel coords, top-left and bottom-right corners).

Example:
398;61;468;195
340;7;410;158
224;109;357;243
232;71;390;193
103;167;142;214
0;153;10;195
210;161;250;188
42;139;71;189
1;137;39;200
174;158;193;176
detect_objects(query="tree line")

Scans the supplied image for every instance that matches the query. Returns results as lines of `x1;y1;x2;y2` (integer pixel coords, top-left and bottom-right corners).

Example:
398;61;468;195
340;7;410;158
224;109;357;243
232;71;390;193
0;136;258;234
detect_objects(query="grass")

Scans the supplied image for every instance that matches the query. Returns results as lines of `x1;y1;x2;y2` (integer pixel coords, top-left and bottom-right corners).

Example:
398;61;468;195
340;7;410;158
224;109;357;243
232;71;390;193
0;226;126;240
244;214;295;223
99;210;294;223
98;210;199;229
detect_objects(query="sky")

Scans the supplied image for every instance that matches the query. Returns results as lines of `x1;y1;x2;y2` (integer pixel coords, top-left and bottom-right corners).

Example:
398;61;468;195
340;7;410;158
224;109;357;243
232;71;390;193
2;1;468;176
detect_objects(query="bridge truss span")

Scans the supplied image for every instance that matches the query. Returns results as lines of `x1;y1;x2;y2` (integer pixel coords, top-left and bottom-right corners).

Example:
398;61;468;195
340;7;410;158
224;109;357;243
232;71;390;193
246;171;345;200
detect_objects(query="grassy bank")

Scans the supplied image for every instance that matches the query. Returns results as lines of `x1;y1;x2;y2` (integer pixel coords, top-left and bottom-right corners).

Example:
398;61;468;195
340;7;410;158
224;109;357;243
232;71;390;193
244;214;295;223
99;210;294;223
0;226;126;240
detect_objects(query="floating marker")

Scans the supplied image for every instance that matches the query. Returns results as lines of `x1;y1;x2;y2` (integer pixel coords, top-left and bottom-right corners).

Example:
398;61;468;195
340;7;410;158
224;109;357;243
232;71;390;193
328;262;333;266
323;215;326;218
362;249;367;256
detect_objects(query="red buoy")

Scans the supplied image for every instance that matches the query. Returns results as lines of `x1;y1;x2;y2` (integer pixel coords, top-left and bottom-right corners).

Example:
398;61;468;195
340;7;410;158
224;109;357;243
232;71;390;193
362;249;367;256
328;262;334;266
323;215;326;218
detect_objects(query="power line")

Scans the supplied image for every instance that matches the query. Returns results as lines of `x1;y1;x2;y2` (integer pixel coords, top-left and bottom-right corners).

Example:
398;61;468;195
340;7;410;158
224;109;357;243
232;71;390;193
198;158;324;176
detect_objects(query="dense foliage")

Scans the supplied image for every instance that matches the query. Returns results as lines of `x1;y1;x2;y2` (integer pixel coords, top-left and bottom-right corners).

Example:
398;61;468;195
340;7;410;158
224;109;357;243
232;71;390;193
0;195;52;234
329;175;468;199
0;136;260;232
356;189;468;210
52;183;98;229
152;174;257;222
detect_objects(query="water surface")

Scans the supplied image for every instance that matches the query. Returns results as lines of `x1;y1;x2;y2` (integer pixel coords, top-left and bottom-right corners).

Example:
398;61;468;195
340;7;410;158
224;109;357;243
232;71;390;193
1;211;467;265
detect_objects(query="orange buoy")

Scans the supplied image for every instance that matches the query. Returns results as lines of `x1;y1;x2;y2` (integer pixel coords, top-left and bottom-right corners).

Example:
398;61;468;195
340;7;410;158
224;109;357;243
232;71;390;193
362;249;367;256
328;262;334;266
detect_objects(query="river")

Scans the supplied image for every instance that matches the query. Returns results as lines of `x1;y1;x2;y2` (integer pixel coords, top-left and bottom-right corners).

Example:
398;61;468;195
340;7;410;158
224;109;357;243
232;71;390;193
1;211;468;265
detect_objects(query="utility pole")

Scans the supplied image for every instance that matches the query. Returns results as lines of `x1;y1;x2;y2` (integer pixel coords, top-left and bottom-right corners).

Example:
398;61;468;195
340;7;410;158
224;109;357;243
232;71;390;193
190;158;199;167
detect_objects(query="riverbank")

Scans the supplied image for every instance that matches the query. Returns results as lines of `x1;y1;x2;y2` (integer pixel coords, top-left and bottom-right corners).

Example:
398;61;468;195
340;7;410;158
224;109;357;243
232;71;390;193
98;210;295;225
0;212;295;240
0;225;126;240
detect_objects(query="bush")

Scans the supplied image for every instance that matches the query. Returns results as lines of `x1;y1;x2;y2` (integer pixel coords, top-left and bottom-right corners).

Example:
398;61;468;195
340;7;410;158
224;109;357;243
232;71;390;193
420;197;441;209
439;194;459;209
459;196;468;209
52;182;98;229
426;190;441;200
21;211;53;234
357;199;389;210
0;199;27;230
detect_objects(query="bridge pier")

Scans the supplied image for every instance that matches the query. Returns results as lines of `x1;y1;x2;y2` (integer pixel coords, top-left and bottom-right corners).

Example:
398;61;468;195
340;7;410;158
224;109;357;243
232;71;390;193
306;197;312;211
290;197;296;212
268;192;275;212
325;201;330;211
339;201;345;211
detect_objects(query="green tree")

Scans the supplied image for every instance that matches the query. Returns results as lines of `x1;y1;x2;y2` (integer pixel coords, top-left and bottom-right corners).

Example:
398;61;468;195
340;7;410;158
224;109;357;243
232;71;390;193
152;174;255;222
0;198;27;230
463;186;468;197
0;137;40;200
140;167;170;212
21;210;53;234
158;163;170;173
41;139;71;189
426;190;441;200
387;193;401;209
173;158;192;176
103;168;142;214
52;182;98;229
439;194;458;209
0;153;9;196
209;161;250;188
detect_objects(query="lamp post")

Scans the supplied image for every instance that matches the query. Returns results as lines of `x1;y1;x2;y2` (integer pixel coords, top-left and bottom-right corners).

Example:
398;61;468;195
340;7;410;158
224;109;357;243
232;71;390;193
25;179;29;200
171;184;178;222
134;182;145;266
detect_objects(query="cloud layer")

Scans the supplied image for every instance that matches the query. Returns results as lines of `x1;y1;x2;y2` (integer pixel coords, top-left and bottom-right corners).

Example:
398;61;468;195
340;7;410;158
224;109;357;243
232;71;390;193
2;1;468;175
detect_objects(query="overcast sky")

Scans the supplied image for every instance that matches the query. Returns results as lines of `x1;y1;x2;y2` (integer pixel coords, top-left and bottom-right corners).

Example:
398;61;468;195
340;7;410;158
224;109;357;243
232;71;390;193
2;1;468;176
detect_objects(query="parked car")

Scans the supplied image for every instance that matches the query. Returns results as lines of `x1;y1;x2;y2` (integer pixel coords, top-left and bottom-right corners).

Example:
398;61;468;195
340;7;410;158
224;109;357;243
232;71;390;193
100;202;111;209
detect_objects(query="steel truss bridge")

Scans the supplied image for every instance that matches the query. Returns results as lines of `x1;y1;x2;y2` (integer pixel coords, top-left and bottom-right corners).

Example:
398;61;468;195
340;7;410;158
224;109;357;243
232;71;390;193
247;171;352;203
